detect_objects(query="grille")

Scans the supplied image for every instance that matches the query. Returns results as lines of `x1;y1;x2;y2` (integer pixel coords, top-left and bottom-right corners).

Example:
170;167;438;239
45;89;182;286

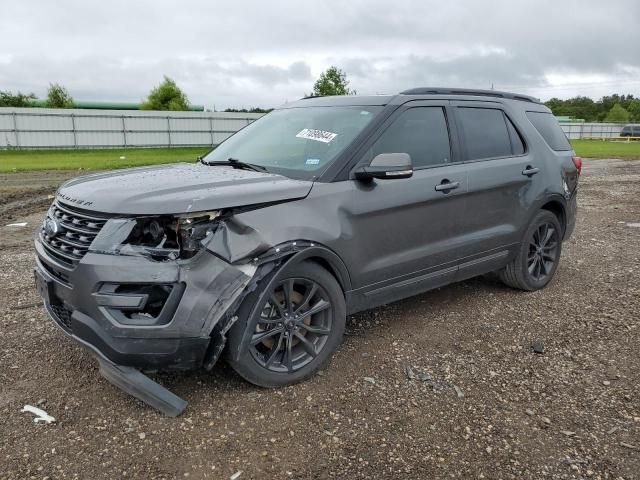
40;202;109;267
49;303;73;331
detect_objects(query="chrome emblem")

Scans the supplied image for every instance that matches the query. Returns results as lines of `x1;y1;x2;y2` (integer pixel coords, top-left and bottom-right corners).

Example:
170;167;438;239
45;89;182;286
44;218;60;237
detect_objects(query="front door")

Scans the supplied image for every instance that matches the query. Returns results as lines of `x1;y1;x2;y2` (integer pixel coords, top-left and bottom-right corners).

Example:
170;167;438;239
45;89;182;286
344;101;468;305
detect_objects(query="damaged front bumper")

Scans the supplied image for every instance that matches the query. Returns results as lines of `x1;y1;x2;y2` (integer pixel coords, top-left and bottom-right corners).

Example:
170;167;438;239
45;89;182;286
34;237;256;415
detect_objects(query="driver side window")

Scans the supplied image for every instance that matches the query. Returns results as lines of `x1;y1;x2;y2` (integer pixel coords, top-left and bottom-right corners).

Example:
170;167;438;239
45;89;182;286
367;107;451;168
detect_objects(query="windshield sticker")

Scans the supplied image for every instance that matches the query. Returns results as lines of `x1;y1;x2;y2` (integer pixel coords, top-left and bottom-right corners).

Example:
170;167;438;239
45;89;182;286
305;158;320;165
296;128;338;143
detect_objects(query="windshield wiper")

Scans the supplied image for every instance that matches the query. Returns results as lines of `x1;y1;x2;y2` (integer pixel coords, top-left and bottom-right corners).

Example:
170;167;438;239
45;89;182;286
202;157;268;173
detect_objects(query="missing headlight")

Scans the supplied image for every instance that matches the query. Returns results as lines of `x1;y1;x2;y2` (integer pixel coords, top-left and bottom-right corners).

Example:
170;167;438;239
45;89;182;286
177;211;220;259
120;211;219;260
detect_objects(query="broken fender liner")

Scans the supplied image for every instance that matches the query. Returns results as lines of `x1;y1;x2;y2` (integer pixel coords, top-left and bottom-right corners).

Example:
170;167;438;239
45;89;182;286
98;358;187;417
202;261;279;370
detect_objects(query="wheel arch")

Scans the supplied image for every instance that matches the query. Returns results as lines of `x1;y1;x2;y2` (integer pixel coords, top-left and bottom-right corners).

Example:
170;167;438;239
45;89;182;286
282;245;352;294
539;197;567;237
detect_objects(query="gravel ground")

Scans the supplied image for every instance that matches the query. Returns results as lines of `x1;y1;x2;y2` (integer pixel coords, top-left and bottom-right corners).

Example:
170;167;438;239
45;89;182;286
1;158;639;479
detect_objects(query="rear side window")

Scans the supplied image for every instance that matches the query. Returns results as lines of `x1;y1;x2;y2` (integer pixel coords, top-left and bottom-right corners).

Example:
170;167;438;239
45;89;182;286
526;111;572;151
457;107;513;160
368;107;451;168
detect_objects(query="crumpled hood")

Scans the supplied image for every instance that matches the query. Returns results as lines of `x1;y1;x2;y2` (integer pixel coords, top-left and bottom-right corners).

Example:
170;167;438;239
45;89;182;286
56;162;313;215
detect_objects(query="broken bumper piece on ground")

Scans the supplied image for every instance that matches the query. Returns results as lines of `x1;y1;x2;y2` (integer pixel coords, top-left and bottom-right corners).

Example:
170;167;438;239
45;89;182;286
98;357;187;417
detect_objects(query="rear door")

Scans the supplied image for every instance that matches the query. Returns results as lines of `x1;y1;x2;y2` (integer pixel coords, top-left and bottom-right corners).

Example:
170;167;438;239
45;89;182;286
451;101;539;276
345;101;468;304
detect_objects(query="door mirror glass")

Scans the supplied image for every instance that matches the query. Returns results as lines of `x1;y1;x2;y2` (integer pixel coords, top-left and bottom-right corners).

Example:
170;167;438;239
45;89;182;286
355;153;413;180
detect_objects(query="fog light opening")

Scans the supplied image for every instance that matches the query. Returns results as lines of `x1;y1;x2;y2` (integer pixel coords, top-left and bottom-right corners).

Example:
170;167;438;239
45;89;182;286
114;284;173;320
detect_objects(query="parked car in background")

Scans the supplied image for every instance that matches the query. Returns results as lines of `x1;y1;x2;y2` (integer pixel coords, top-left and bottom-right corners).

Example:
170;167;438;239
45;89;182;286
620;125;640;137
34;87;580;415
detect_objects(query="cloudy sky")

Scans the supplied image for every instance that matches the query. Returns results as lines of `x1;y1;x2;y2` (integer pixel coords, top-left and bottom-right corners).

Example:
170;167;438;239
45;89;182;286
1;0;639;109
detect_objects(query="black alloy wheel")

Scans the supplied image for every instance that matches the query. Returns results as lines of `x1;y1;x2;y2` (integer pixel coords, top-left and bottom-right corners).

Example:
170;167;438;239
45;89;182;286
499;210;563;291
226;261;346;387
527;222;559;281
250;278;333;373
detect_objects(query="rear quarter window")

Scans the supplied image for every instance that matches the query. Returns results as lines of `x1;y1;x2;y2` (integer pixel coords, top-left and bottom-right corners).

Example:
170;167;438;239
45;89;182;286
526;111;572;151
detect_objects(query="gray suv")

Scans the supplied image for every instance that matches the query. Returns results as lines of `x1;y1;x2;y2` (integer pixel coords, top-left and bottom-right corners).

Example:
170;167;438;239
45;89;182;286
34;88;580;415
620;124;640;137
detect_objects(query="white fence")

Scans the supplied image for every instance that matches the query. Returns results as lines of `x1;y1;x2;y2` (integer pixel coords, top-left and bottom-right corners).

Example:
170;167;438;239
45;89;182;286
0;107;264;149
1;107;635;148
559;122;638;139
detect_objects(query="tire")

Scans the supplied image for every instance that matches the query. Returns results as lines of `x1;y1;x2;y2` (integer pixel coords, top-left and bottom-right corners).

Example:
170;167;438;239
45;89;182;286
499;210;563;291
226;261;346;387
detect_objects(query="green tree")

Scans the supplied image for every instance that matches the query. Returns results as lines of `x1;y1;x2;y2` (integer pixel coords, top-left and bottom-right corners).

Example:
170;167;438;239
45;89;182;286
45;83;74;108
628;99;640;122
0;90;36;107
141;76;190;111
545;96;599;121
596;94;635;121
311;66;355;96
604;103;630;123
544;94;640;122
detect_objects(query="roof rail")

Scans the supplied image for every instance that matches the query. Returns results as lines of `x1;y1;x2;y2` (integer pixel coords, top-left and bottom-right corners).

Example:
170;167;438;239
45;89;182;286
399;87;540;104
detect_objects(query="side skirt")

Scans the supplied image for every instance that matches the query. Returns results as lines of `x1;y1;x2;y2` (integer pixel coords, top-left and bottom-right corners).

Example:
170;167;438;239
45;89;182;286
346;247;514;315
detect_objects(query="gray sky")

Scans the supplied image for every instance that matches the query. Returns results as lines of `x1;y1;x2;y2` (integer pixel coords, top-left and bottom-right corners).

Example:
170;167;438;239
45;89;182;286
2;0;639;109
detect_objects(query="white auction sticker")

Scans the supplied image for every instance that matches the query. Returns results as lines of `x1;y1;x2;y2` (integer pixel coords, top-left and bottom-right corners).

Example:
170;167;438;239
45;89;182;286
296;128;338;143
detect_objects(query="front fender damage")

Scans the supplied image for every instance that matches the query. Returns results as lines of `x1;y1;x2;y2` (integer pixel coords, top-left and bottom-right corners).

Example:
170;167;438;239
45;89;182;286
94;216;317;416
205;215;274;263
201;217;323;369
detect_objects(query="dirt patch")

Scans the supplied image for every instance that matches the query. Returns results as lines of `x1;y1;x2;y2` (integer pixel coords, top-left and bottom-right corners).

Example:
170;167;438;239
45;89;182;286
0;159;638;479
0;170;83;222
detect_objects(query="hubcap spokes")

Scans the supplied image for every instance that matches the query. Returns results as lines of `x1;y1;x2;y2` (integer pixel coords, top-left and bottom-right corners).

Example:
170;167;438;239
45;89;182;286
527;222;558;281
251;278;332;373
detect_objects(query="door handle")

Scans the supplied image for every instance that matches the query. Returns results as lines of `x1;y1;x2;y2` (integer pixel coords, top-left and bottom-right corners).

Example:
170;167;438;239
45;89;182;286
522;166;540;177
434;180;460;192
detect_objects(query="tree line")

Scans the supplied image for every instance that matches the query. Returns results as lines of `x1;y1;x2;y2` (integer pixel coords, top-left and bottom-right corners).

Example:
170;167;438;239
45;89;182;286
0;67;354;112
0;79;187;110
545;94;640;122
0;84;73;108
4;68;636;122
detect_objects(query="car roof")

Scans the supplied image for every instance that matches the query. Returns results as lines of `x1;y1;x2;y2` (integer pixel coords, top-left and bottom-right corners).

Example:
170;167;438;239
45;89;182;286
399;87;541;104
281;87;542;110
281;95;394;108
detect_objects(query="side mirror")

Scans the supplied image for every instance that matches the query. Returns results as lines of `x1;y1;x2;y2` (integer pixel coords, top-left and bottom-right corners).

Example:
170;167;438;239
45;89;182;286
354;153;413;181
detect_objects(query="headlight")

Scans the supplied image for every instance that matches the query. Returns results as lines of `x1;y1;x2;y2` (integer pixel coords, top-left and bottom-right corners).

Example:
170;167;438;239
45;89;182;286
91;211;220;260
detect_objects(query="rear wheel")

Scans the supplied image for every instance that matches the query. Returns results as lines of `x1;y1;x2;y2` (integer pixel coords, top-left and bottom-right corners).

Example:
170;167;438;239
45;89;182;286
499;210;562;291
226;261;346;387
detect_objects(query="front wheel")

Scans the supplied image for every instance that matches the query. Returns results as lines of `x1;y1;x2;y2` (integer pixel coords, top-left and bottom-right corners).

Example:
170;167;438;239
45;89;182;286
499;210;563;291
226;261;346;387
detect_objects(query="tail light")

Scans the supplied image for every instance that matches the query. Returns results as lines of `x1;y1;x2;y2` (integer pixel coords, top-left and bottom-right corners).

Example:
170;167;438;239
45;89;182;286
572;156;582;175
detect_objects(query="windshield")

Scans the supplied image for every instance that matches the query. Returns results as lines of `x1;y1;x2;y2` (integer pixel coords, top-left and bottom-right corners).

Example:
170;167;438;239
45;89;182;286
203;106;383;179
